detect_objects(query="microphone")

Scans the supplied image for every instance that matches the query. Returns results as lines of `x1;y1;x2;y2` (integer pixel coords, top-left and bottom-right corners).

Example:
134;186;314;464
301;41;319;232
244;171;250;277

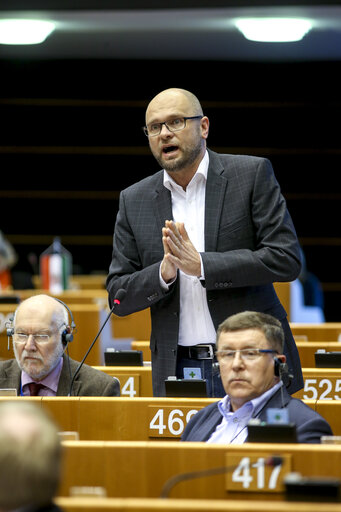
160;455;283;498
68;288;126;396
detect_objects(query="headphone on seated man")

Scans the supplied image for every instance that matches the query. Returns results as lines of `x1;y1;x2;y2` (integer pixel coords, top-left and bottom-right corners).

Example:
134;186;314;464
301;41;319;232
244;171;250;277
274;357;293;388
6;297;76;348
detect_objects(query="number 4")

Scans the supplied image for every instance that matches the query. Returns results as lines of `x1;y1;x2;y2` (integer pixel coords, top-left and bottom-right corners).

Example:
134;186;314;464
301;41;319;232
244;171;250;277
232;457;253;488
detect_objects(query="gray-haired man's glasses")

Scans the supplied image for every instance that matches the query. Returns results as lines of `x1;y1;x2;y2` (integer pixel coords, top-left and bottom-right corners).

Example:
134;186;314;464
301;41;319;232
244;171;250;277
142;116;203;137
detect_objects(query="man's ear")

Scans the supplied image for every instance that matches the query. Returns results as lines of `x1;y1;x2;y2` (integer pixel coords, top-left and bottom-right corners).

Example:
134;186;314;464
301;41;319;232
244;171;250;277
200;116;209;139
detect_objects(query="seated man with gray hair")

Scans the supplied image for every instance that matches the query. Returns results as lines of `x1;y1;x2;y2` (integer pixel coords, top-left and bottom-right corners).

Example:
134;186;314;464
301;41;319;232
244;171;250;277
182;311;332;444
0;401;62;512
0;294;120;396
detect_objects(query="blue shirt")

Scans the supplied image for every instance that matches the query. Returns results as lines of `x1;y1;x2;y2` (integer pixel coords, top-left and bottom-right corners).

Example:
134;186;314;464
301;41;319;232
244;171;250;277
207;381;283;444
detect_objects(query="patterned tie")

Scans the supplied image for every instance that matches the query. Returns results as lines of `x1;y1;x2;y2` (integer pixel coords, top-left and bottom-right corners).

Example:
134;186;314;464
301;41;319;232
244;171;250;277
28;382;44;396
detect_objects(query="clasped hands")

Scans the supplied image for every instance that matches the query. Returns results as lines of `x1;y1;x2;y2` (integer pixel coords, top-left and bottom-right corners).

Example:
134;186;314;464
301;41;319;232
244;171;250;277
161;220;201;283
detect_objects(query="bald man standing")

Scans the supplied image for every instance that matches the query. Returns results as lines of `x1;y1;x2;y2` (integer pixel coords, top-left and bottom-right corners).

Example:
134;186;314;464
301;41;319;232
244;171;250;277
0;294;120;396
106;88;303;397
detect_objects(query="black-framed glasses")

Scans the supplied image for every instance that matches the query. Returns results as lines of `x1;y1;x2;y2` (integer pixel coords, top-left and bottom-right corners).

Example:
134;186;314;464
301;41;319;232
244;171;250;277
142;116;203;137
215;348;278;362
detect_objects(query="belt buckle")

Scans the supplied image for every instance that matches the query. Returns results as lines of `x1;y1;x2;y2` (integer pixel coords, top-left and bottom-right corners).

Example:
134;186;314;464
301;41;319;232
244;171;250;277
196;344;214;360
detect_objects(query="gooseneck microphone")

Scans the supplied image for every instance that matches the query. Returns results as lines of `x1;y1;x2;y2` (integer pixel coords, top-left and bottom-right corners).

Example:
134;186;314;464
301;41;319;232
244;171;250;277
160;456;283;498
68;288;126;396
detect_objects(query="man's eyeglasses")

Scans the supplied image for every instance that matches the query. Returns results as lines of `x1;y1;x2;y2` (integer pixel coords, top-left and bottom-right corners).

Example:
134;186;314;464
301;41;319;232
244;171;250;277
14;332;52;344
216;348;278;361
13;324;66;345
142;116;203;137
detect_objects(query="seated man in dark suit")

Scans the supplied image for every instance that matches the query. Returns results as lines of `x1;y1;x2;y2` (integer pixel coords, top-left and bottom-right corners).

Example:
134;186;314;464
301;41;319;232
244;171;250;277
0;294;120;396
0;401;63;512
181;311;332;444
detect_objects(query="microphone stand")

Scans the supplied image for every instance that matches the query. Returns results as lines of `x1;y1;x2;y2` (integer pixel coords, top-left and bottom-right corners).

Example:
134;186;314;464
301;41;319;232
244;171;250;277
68;289;126;396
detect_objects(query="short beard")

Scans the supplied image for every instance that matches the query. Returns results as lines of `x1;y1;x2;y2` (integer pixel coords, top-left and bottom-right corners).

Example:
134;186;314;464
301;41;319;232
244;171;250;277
14;342;64;381
152;137;204;174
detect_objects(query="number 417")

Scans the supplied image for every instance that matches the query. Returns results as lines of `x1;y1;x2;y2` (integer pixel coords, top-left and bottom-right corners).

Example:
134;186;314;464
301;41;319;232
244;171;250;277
232;457;282;490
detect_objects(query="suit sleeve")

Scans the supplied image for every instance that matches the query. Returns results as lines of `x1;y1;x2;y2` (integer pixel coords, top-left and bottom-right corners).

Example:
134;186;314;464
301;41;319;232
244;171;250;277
201;157;301;290
102;376;121;397
106;189;173;316
289;399;333;443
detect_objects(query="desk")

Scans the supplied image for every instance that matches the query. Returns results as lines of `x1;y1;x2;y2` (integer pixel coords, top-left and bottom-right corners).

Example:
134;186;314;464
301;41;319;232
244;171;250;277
0;396;316;441
131;341;151;361
55;497;341;512
95;366;153;397
315;400;341;437
111;309;151;341
294;369;341;402
32;274;106;290
297;342;341;368
291;323;341;342
58;441;341;500
0;288;108;305
40;396;217;440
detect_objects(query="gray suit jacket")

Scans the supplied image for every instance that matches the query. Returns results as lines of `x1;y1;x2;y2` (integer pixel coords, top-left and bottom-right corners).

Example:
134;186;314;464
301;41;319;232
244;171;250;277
181;386;333;444
0;354;120;396
106;150;303;396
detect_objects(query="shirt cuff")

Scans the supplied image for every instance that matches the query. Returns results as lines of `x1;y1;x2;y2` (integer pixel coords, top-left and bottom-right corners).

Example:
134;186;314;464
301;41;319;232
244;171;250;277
159;263;177;289
198;253;205;280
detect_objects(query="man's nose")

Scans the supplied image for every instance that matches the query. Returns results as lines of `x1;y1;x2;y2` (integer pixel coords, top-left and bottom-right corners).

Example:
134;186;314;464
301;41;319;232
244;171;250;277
25;335;37;350
231;350;245;368
160;123;172;137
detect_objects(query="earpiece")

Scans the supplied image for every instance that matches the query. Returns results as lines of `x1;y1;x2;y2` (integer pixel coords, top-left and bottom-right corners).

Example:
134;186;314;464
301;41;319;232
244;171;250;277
274;356;294;389
274;357;288;377
6;319;14;338
53;298;76;346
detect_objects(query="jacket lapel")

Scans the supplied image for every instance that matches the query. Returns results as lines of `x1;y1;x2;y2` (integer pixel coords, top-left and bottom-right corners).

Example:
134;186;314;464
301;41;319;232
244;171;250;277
153;177;173;235
205;151;228;252
56;355;81;396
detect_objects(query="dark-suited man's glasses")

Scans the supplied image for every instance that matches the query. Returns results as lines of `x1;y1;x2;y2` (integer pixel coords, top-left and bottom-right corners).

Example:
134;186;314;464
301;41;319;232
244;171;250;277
143;116;203;137
216;348;278;362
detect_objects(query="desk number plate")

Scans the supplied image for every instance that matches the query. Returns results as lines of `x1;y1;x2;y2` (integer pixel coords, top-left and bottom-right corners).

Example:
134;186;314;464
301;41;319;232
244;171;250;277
225;452;291;493
148;406;199;438
120;374;140;397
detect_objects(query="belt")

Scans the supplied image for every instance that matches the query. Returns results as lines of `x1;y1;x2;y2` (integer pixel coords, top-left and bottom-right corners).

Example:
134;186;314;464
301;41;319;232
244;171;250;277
177;344;215;360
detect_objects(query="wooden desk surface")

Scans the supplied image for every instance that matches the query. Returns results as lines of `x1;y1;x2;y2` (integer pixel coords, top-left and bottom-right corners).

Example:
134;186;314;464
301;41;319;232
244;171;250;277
58;441;341;500
94;365;153;397
0;396;319;441
0;288;108;304
291;323;341;342
55;496;341;512
41;396;218;441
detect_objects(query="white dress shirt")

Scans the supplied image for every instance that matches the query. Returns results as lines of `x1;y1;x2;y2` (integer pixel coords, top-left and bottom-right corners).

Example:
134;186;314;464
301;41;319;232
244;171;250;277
161;151;216;346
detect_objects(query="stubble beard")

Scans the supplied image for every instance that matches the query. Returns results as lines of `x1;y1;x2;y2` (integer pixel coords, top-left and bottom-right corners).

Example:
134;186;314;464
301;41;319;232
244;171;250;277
151;137;204;174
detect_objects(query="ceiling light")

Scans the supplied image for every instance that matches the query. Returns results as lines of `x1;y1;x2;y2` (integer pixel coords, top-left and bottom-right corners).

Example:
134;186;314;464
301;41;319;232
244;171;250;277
0;19;55;45
235;18;313;43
